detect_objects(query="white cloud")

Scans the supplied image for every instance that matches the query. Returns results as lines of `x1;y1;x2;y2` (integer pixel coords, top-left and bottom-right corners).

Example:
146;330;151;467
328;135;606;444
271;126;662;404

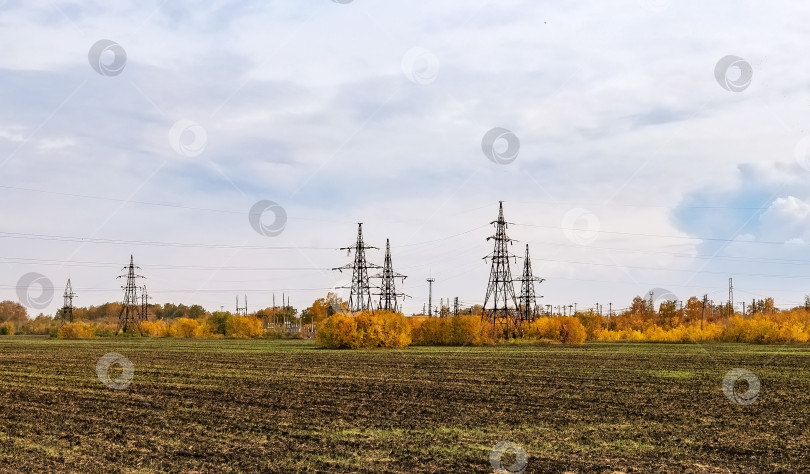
3;1;810;314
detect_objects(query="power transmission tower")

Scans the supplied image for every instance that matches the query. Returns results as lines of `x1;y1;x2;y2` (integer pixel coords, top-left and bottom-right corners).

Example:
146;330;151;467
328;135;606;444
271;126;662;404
482;201;520;337
516;244;544;323
453;297;459;317
117;255;145;334
426;278;435;317
141;286;150;320
333;223;380;312
59;279;76;324
372;239;407;312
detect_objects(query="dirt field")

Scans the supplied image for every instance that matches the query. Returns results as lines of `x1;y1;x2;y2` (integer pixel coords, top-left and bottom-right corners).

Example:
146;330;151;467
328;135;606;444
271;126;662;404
0;337;808;472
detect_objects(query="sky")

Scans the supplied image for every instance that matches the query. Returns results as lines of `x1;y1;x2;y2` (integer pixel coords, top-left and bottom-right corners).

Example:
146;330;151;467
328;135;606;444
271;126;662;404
3;0;810;316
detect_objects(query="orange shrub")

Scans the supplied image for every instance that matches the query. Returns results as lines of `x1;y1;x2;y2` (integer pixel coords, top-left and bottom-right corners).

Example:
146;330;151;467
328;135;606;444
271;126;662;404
316;311;412;349
0;321;14;335
140;320;169;337
355;311;411;348
225;316;263;338
316;312;359;349
526;317;586;345
168;317;206;338
57;321;96;339
409;315;495;346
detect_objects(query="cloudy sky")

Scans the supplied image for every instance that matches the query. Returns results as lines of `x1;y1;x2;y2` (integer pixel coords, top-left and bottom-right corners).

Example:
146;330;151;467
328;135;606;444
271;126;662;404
3;0;810;316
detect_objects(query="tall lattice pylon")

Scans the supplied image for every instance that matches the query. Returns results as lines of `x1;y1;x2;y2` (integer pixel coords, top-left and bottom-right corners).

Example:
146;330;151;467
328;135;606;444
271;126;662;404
333;223;380;312
117;255;145;334
516;244;544;323
482;202;520;337
59;279;76;324
373;239;407;313
141;286;150;320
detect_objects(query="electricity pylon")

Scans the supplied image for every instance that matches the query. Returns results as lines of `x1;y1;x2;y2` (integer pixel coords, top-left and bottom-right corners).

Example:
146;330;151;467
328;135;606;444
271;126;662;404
516;244;544;324
333;223;380;312
141;286;150;320
117;255;145;334
372;239;407;313
59;279;76;324
482;201;520;337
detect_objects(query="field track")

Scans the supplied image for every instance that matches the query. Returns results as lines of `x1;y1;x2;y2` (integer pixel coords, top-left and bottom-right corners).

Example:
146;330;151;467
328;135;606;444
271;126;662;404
0;337;808;472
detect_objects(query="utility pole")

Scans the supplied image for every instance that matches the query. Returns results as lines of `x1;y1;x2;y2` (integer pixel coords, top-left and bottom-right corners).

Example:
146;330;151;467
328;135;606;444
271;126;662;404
609;302;613;317
333;223;380;312
728;277;734;316
701;294;708;330
117;255;145;335
482;202;520;337
427;278;435;317
453;297;459;317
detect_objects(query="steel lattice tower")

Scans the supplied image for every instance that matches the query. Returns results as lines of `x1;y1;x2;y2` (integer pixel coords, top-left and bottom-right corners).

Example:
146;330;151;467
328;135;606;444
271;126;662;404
482;202;520;337
59;279;76;324
333;223;380;312
373;239;407;313
141;286;150;320
117;255;145;334
516;244;544;323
